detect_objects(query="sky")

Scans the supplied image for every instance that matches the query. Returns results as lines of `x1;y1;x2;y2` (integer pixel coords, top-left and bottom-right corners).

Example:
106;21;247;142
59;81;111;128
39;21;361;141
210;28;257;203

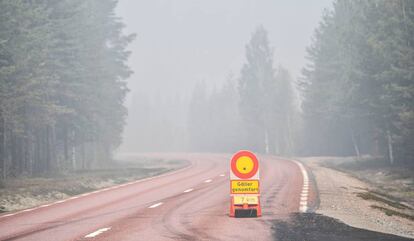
116;0;333;99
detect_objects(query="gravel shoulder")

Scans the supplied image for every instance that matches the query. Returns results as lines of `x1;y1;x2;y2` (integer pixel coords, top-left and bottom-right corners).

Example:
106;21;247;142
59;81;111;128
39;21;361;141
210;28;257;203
300;157;414;239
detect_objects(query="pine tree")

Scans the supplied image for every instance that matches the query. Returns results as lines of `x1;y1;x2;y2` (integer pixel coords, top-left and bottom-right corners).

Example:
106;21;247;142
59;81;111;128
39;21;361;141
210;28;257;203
239;26;277;153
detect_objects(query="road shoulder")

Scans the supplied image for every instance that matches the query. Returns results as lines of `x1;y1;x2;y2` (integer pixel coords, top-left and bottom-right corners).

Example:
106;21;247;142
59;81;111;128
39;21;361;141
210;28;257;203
0;156;189;213
300;157;414;239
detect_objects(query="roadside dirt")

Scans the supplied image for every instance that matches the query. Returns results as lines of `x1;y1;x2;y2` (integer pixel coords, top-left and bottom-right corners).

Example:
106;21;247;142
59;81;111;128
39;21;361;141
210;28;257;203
0;156;188;213
300;157;414;239
272;213;413;241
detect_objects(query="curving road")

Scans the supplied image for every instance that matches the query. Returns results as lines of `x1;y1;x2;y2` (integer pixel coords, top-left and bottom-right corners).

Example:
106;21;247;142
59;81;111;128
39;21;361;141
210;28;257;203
0;153;311;241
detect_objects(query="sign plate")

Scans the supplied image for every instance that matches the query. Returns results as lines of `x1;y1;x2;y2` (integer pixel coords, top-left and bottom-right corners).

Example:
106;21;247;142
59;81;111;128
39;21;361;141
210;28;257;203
231;180;259;194
230;151;259;179
233;195;259;205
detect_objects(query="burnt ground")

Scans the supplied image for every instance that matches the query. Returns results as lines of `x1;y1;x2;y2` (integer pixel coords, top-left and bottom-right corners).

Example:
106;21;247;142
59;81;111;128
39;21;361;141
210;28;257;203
271;213;414;241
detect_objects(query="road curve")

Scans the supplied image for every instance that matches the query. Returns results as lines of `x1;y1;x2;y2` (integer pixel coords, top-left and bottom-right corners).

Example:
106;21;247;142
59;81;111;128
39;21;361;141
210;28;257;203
0;153;310;241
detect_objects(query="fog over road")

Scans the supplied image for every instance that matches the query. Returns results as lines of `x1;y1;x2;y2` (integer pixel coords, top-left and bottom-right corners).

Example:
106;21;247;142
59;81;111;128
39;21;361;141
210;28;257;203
0;154;307;241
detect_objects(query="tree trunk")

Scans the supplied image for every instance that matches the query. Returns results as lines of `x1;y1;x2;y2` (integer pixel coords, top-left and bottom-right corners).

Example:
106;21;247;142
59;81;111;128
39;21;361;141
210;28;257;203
71;130;76;171
81;134;86;170
351;129;361;159
46;126;51;173
63;125;68;167
387;128;394;165
0;114;5;179
50;124;57;172
264;129;269;154
286;115;293;155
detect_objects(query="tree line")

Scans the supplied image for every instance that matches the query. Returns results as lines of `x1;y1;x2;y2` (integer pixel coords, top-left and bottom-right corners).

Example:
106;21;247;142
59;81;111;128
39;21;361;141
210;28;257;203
301;0;414;165
188;26;297;155
0;0;134;178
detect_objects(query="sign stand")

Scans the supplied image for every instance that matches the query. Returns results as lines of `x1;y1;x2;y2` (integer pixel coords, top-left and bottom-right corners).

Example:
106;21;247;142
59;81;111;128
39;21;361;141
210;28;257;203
229;150;261;217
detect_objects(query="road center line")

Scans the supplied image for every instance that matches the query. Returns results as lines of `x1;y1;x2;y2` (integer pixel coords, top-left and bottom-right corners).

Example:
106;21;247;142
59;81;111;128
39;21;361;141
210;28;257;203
219;174;225;177
85;227;111;238
204;179;212;183
184;188;194;193
148;202;163;209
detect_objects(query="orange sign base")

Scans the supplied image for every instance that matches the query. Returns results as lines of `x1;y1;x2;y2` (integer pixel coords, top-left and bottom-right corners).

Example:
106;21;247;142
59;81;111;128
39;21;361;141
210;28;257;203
229;196;262;218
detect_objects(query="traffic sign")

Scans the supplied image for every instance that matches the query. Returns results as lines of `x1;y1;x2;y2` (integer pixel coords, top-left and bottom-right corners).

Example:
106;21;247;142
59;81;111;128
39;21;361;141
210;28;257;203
230;150;259;180
231;180;259;194
229;150;261;218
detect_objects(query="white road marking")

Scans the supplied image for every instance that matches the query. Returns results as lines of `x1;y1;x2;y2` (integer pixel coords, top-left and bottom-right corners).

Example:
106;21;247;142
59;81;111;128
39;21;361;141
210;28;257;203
219;174;225;177
22;208;35;212
0;162;194;219
293;160;310;213
85;227;111;238
204;179;212;183
184;188;194;193
148;202;163;209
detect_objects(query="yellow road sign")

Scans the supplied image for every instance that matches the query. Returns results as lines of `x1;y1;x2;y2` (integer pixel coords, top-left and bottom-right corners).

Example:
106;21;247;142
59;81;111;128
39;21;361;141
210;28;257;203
236;156;254;174
233;195;259;205
231;180;259;194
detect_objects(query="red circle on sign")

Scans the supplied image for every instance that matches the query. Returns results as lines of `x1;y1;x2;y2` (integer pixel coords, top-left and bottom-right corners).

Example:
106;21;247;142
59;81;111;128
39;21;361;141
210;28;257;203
230;150;259;179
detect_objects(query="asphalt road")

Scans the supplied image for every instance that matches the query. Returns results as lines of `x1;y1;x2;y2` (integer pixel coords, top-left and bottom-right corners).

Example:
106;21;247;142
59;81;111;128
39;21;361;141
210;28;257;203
0;153;306;241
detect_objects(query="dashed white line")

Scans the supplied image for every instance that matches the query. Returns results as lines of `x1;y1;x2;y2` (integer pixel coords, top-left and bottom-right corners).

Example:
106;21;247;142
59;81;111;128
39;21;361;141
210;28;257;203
85;227;111;238
219;174;225;177
204;179;212;183
148;202;163;209
184;188;194;193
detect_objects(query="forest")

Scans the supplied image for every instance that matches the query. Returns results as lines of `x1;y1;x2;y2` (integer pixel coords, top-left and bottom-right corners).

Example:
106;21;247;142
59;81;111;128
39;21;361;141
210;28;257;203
1;0;413;180
131;0;414;166
300;0;414;165
0;0;134;178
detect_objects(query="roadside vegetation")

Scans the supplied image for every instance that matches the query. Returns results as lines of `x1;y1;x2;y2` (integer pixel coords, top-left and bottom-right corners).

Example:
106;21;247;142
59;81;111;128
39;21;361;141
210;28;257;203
0;0;134;179
300;0;414;167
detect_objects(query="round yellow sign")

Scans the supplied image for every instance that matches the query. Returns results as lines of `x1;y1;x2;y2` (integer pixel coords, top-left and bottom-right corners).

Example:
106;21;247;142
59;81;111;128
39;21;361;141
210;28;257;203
236;156;254;174
230;150;259;179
